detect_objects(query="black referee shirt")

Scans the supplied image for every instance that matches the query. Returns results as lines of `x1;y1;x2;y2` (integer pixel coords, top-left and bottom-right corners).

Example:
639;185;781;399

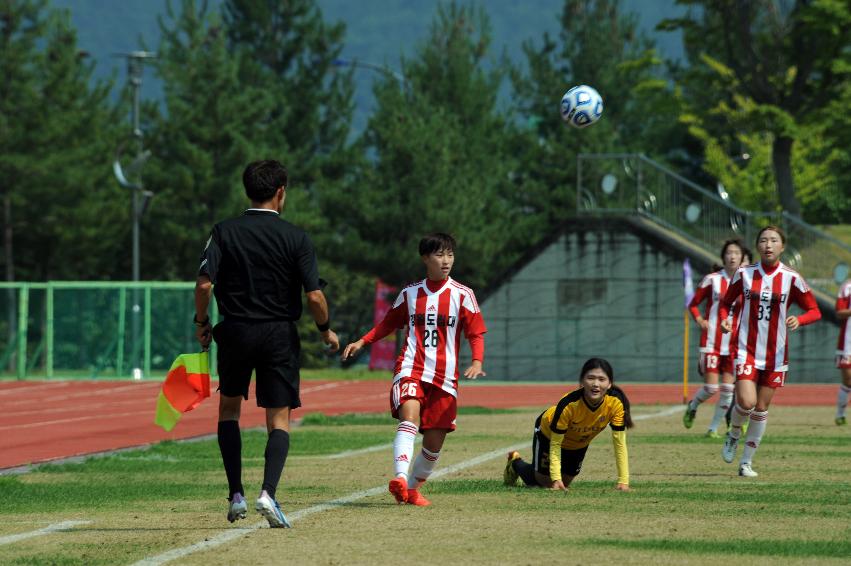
198;209;321;321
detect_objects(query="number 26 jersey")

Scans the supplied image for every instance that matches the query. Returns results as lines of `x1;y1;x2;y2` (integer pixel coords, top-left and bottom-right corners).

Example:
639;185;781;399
362;277;487;397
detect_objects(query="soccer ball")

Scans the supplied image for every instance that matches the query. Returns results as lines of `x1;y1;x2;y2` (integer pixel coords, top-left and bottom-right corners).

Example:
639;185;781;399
560;85;604;128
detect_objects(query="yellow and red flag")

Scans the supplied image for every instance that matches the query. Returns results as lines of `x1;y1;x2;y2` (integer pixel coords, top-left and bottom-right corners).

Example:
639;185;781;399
154;352;211;431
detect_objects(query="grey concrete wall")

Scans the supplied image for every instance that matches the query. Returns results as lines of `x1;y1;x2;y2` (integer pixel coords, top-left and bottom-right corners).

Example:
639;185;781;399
474;227;837;383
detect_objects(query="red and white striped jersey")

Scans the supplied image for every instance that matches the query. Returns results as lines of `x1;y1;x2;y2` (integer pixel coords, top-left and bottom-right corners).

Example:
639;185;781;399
720;262;821;372
361;277;486;397
836;280;851;356
689;270;734;355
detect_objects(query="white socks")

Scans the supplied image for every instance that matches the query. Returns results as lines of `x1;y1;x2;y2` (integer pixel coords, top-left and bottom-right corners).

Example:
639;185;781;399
393;421;418;479
729;403;752;440
408;447;440;490
709;383;735;431
692;383;719;408
740;410;768;465
837;385;851;418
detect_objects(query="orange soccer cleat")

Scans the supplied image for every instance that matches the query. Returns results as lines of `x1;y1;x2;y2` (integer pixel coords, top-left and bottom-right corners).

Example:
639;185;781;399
388;477;408;504
406;489;431;507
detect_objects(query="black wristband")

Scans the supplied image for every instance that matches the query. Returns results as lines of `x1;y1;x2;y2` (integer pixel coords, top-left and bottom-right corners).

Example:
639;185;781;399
316;320;330;332
193;314;210;327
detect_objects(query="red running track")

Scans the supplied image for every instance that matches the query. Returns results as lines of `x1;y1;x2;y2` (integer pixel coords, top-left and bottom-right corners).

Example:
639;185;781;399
0;380;837;471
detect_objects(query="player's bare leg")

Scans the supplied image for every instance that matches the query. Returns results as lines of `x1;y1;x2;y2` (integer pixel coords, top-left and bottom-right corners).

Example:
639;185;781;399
389;400;421;504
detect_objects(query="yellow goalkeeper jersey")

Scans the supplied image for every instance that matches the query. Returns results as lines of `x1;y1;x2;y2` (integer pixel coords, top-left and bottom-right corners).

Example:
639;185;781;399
539;388;629;484
540;388;626;448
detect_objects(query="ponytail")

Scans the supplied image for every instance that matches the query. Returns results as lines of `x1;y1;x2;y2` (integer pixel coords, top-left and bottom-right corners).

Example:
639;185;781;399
607;385;634;429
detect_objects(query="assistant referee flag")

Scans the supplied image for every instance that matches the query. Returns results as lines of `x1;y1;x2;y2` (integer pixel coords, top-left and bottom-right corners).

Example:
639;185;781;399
154;352;211;431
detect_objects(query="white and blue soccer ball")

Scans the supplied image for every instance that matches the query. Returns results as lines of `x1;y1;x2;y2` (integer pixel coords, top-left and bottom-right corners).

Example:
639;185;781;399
560;85;604;128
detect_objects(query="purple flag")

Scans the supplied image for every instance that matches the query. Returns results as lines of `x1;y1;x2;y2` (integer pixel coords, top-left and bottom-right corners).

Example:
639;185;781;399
683;258;694;308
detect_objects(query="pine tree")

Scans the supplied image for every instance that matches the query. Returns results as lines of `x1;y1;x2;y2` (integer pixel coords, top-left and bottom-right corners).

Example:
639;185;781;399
324;2;529;291
510;0;685;230
659;0;851;218
141;0;274;280
0;0;120;281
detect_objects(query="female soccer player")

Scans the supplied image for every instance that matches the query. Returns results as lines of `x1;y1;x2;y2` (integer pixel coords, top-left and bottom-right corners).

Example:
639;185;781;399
834;278;851;425
341;233;487;506
504;358;633;491
719;226;821;477
684;239;746;438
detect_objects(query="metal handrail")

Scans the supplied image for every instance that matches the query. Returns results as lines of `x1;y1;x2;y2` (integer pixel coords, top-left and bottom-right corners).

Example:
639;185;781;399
576;153;851;298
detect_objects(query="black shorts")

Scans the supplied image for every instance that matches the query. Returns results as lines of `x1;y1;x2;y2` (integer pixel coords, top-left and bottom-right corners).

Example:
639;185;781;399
213;319;301;409
532;414;588;478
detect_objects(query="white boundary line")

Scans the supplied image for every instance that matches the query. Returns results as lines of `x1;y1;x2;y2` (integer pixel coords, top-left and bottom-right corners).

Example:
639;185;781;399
0;521;91;546
132;405;680;566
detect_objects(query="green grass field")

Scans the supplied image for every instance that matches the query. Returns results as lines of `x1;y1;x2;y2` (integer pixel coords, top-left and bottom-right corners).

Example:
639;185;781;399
1;405;849;565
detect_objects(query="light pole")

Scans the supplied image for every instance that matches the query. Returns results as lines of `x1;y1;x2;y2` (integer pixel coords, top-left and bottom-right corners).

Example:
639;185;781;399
113;51;156;379
331;58;405;85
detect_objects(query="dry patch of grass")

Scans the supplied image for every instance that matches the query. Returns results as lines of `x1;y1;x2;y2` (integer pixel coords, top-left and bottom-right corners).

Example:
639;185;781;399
1;406;848;565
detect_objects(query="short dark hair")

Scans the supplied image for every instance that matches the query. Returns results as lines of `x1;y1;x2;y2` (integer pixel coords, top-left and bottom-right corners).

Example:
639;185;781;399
756;225;786;246
720;238;744;261
419;233;456;256
579;357;633;428
242;160;288;202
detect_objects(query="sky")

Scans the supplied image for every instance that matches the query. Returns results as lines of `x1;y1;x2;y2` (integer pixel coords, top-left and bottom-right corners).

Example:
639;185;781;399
51;0;686;133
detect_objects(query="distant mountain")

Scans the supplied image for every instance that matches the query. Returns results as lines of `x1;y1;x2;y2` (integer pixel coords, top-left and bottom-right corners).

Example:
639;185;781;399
52;0;685;134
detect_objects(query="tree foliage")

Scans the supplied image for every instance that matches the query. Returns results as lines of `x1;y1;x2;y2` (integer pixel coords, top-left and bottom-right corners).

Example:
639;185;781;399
509;0;685;230
138;0;273;281
0;0;121;281
321;3;530;292
659;0;851;219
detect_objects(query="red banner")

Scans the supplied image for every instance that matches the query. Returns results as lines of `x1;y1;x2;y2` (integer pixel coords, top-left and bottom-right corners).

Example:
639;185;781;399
369;279;398;371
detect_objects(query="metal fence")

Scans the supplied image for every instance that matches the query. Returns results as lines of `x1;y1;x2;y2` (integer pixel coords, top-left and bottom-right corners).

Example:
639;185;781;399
577;153;851;297
0;282;214;379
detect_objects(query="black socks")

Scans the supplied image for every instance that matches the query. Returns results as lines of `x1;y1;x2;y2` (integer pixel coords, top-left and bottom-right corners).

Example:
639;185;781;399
261;429;290;499
217;420;243;499
513;459;538;487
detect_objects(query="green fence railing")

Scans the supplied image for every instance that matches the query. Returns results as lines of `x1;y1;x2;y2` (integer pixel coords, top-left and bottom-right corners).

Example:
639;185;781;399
0;282;217;380
576;153;851;298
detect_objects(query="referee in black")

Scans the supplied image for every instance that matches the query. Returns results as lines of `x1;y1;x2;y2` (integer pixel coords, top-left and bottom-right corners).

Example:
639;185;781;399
194;159;339;528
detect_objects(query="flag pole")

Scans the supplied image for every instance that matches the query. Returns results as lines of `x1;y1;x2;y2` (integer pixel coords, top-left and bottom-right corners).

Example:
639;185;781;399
682;258;694;406
682;310;689;404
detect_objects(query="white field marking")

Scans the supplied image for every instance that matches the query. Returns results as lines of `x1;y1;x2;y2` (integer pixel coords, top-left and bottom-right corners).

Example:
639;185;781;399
0;520;91;546
633;405;682;421
306;392;386;410
2;409;152;431
3;381;346;430
0;381;72;397
3;397;149;419
325;437;421;460
133;406;679;566
300;382;348;394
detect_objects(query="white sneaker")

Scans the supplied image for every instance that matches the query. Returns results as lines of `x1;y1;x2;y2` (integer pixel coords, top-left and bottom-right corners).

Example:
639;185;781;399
227;493;248;523
721;432;738;463
256;491;292;528
738;463;758;477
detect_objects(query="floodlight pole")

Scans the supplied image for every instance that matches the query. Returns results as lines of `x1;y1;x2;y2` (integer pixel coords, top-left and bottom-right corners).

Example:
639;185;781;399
115;50;156;379
331;58;405;85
